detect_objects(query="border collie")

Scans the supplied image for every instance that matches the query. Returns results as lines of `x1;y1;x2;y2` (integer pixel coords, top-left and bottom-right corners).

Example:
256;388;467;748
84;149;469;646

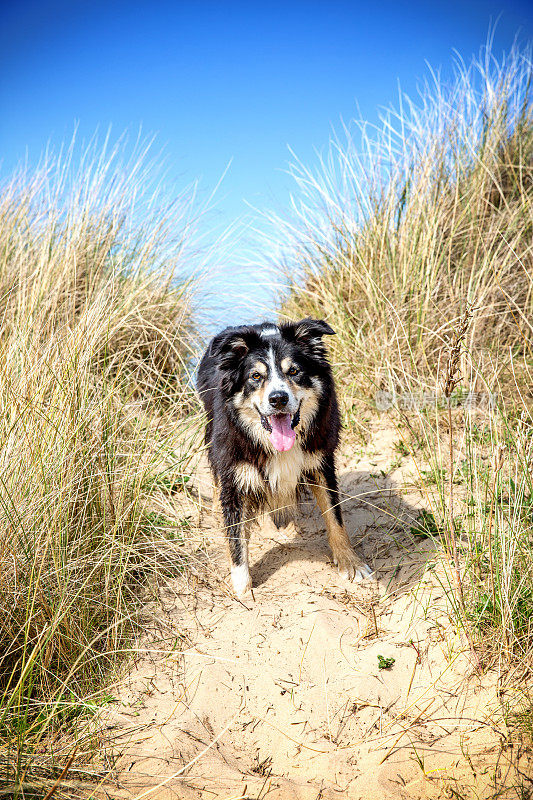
197;318;372;597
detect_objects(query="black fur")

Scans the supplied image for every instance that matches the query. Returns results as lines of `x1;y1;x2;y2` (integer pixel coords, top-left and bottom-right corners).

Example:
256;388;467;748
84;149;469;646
197;318;345;582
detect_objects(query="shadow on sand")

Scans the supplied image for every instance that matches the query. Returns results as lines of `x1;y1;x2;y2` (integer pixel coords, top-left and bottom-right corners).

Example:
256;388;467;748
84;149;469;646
251;469;434;596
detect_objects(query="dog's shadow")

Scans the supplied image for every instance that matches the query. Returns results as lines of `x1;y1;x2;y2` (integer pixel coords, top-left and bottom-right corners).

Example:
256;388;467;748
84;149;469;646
251;470;435;596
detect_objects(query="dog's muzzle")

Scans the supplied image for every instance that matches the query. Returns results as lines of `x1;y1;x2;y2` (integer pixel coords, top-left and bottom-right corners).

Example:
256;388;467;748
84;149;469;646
258;400;301;433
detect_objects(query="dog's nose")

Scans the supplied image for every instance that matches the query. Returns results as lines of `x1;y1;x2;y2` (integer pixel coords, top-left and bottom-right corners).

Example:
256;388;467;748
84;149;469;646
269;390;289;409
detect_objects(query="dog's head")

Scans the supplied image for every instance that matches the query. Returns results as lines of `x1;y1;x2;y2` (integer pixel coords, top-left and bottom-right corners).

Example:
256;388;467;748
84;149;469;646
210;318;335;452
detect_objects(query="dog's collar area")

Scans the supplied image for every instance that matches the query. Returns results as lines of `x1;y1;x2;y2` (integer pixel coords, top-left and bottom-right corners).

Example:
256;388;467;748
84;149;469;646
255;403;302;433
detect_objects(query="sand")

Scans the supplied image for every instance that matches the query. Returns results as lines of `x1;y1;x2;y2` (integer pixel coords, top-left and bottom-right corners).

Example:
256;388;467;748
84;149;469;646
102;424;530;799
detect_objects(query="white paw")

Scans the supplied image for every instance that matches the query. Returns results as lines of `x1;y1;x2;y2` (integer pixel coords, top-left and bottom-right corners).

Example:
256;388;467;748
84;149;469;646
353;563;374;583
231;564;252;598
333;550;374;582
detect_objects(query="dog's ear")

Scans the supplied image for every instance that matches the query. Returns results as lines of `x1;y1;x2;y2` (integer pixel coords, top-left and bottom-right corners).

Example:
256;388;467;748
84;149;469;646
293;318;335;339
209;328;254;371
281;317;335;344
280;318;335;361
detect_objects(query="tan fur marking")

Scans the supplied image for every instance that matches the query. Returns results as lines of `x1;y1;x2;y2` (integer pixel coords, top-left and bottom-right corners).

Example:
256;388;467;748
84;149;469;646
231;337;248;352
233;389;244;408
252;361;267;376
311;482;350;551
280;357;292;372
235;399;270;447
310;475;365;573
297;387;319;430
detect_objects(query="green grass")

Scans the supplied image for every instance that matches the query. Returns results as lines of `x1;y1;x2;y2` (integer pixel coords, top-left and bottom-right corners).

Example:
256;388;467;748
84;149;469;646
277;42;533;730
377;655;395;670
2;41;533;797
0;134;205;797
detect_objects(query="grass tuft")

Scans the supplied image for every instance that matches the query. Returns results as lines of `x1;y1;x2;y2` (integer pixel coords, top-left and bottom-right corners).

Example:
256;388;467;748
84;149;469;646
277;42;533;729
276;44;532;415
0;134;204;795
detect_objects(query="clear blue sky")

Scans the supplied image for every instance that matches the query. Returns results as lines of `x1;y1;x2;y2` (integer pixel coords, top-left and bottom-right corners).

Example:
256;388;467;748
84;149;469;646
1;1;532;325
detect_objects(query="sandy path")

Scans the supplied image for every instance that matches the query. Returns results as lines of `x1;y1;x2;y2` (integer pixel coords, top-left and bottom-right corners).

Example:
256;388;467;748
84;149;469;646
104;427;527;799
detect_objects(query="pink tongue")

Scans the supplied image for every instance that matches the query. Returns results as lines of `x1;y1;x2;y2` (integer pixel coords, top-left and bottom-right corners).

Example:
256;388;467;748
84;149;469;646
269;413;296;452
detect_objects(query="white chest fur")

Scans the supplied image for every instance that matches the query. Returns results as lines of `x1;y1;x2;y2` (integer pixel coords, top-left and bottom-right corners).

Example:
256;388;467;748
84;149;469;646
233;447;323;501
264;446;322;500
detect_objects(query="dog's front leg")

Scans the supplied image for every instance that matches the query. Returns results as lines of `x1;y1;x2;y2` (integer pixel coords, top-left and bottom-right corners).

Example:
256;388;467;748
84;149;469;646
311;457;373;582
220;482;251;598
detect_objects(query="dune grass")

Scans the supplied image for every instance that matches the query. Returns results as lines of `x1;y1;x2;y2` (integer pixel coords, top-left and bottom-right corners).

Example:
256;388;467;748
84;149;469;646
277;44;533;694
2;42;532;796
0;135;204;796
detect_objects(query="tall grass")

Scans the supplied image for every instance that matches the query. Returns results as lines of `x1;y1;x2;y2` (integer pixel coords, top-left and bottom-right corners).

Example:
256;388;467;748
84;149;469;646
0;135;203;795
275;45;533;685
278;44;532;413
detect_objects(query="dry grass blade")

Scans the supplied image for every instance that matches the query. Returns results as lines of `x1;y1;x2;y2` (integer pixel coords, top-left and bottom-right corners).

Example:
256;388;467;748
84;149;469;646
271;40;533;737
378;699;435;765
41;746;78;800
0;132;206;796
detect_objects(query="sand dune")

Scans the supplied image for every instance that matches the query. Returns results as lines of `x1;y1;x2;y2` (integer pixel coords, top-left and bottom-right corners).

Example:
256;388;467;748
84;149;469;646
104;425;529;799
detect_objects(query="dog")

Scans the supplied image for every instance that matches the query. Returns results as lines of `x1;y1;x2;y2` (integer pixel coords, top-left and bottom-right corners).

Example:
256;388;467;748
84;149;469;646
197;318;372;597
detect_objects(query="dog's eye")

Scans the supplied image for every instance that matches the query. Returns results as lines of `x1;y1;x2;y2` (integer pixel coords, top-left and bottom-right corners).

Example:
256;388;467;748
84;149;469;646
288;366;299;376
250;372;262;382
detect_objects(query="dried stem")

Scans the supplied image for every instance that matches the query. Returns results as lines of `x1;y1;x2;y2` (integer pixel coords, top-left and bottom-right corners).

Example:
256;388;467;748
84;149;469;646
487;446;505;624
441;304;483;671
442;305;473;606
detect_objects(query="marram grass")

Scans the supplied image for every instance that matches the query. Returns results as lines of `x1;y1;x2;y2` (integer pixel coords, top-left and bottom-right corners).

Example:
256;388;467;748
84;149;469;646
0;135;204;795
277;44;533;414
278;44;533;708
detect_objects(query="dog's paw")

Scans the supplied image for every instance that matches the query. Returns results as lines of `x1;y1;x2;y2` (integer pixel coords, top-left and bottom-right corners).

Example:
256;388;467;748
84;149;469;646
352;562;374;583
231;564;252;598
333;549;374;582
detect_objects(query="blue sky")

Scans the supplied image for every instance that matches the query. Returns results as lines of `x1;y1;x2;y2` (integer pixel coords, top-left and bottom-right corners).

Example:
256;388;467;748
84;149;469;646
1;1;532;325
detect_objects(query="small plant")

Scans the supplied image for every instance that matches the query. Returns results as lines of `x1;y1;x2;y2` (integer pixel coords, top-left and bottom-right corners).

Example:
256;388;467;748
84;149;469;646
377;655;395;670
420;466;447;486
394;440;410;457
144;472;192;493
410;510;445;540
389;455;403;471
